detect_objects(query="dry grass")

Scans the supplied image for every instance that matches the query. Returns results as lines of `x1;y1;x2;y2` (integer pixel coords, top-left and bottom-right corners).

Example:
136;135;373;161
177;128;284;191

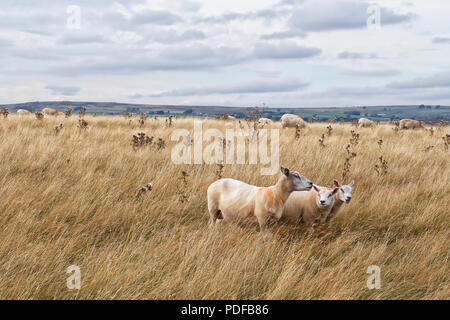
0;115;448;299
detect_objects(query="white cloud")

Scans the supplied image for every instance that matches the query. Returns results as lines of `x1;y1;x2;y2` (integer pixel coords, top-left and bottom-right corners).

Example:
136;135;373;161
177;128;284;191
341;68;401;77
253;42;321;59
131;78;309;97
338;52;378;59
0;0;449;107
388;72;450;89
432;37;450;44
290;0;412;32
46;85;81;96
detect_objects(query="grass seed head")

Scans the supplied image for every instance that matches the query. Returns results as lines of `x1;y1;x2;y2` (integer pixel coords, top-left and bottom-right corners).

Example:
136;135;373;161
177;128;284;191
65;108;72;118
77;119;88;130
0;108;9;118
79;107;87;118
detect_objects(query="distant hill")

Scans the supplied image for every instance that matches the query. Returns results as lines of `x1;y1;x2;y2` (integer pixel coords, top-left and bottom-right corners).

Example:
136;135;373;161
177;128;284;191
1;101;449;122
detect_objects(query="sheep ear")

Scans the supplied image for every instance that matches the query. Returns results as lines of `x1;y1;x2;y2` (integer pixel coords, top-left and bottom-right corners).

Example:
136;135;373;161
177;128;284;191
333;179;340;187
313;185;319;192
349;180;354;187
332;187;339;195
280;167;290;176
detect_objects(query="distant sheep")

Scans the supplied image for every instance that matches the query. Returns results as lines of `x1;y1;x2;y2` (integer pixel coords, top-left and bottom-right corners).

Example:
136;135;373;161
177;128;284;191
280;114;307;128
400;119;424;130
257;118;273;126
358;118;375;128
42;108;60;116
207;167;313;238
223;115;236;121
17;109;31;115
282;184;339;234
216;114;236;121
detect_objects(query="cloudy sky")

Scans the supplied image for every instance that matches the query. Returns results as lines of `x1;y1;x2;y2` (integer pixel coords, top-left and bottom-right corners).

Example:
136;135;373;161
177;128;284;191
1;0;450;107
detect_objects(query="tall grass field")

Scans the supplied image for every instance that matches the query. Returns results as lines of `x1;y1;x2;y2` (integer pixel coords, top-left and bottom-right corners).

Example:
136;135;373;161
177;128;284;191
0;115;448;299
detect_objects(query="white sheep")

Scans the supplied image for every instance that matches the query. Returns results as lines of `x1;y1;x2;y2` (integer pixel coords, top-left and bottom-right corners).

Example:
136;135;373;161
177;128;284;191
42;107;60;116
324;179;354;226
399;119;424;129
281;184;339;234
17;109;31;115
257;118;273;126
207;167;313;238
358;118;375;128
280;114;308;128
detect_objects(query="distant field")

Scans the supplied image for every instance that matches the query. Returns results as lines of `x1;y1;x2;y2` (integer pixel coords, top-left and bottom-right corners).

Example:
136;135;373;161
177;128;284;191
3;101;450;122
0;115;448;299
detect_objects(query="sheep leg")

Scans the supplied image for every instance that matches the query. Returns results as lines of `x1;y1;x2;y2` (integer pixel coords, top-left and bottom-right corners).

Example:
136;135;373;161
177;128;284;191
307;218;320;236
257;215;278;239
325;212;336;228
208;201;222;228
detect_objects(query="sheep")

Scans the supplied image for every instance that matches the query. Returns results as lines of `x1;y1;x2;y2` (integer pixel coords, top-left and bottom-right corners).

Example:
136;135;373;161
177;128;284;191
399;119;424;130
281;184;339;234
223;115;236;121
207;167;313;238
323;180;354;227
257;118;273;126
358;118;376;128
280;114;307;129
42;107;60;116
17;109;31;115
